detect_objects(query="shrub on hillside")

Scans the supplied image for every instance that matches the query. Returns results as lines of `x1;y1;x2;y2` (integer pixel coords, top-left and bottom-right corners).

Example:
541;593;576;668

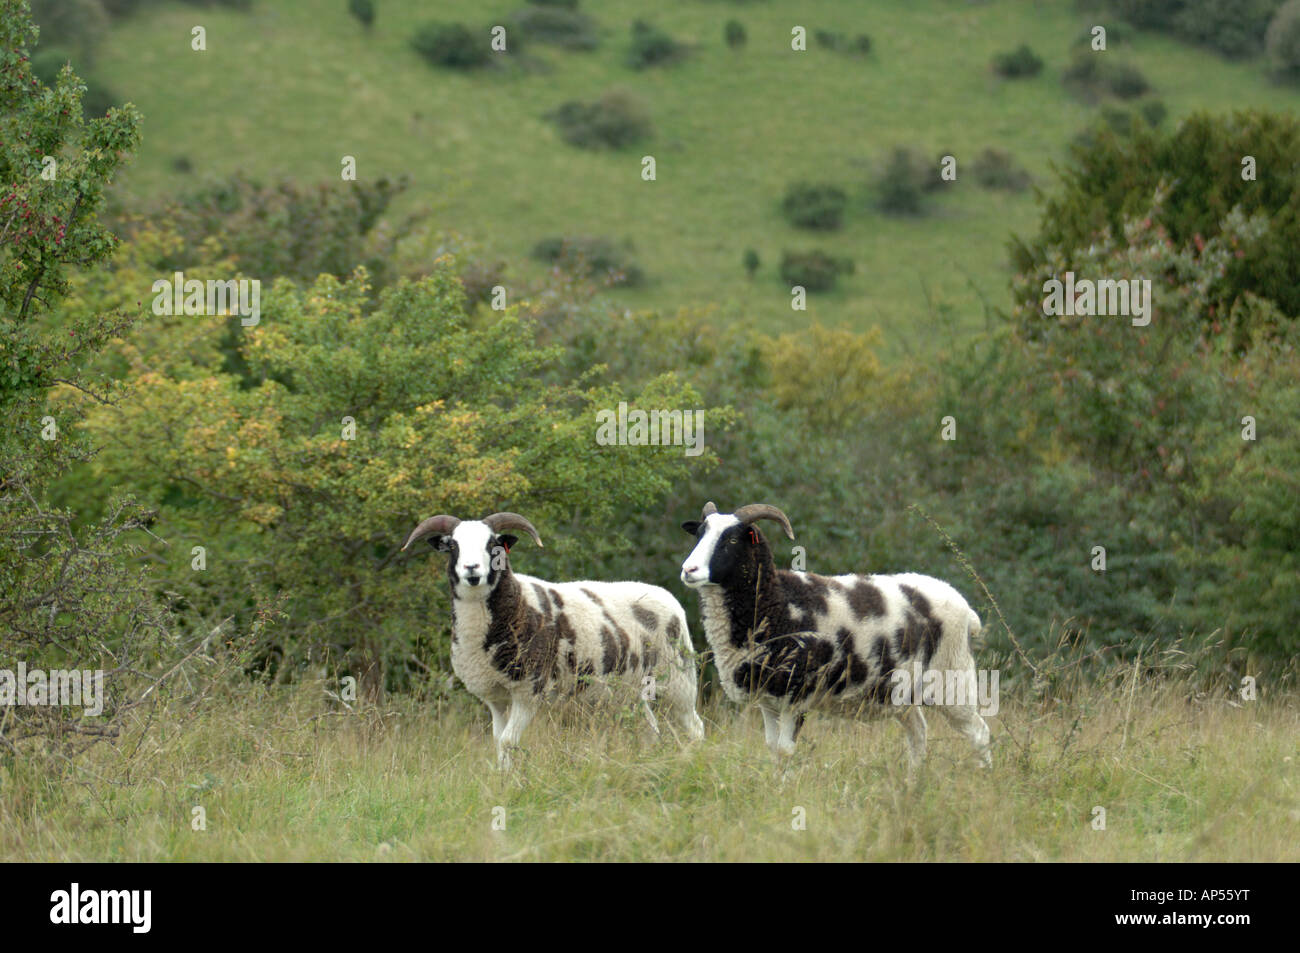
1012;108;1300;322
1174;0;1281;58
875;147;933;215
760;323;882;427
29;0;109;62
348;0;374;29
1141;98;1168;125
158;173;412;287
531;235;645;285
992;44;1043;77
813;30;871;55
780;182;848;230
971;148;1032;191
1063;52;1151;100
779;249;853;292
510;6;599;50
546;89;652;148
411;21;492;69
742;248;760;277
1108;0;1183;29
1109;0;1281;58
725;19;746;48
627;20;685;68
1267;0;1300;82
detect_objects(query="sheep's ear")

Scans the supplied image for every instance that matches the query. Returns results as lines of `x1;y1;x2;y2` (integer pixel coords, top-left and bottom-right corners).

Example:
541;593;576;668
432;535;454;552
497;534;518;552
681;520;702;536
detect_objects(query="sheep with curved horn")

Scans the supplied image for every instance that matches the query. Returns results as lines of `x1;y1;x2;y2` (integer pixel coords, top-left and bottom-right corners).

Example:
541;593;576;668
405;511;704;768
679;501;991;772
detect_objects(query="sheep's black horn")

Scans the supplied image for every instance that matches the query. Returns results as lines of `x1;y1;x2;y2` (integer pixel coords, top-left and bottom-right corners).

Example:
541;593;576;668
402;514;460;551
733;503;795;540
482;512;544;548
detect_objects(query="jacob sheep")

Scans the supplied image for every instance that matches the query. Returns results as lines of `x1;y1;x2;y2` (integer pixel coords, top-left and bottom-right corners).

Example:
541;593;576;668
679;502;992;771
403;512;705;767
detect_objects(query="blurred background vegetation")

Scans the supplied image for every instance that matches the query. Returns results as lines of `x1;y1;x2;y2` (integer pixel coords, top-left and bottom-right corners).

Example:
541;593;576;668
4;0;1298;761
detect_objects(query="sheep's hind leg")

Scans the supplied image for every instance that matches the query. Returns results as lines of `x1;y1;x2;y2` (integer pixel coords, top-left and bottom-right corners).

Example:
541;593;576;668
658;664;705;742
937;703;992;768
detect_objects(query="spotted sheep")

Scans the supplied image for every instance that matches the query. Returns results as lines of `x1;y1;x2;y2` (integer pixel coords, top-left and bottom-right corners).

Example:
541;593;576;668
403;512;705;767
679;502;992;771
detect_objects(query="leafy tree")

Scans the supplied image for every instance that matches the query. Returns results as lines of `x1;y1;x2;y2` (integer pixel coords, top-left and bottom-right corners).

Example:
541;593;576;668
72;263;727;699
1012;110;1300;320
1;0;182;757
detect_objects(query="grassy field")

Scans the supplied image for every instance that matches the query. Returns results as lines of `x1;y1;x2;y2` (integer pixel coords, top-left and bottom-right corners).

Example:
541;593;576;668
3;672;1296;862
93;0;1300;354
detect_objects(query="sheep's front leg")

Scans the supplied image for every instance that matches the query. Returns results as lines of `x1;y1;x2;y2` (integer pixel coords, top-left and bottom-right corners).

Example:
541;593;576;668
774;709;802;758
484;694;509;744
758;703;781;754
899;706;928;780
497;695;538;771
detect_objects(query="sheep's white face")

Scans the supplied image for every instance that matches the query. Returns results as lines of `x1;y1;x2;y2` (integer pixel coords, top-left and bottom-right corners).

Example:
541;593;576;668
437;521;512;599
680;514;741;588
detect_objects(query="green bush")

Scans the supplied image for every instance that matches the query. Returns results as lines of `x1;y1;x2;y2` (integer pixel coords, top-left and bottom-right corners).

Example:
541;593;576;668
1063;52;1151;101
814;29;842;50
971;148;1031;191
779;249;853;292
992;43;1043;77
743;248;760;277
1174;0;1281;58
1266;0;1300;81
875;147;930;216
1109;61;1151;98
29;0;110;62
1013;109;1300;323
627;20;685;69
546;89;653;149
780;181;848;230
725;19;746;48
348;0;374;29
411;21;492;69
1109;0;1184;29
1109;0;1281;58
510;6;599;50
811;30;871;55
157;172;411;288
531;235;645;285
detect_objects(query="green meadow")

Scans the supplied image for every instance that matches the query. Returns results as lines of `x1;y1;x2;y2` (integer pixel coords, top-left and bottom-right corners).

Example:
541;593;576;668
3;674;1296;862
95;0;1300;352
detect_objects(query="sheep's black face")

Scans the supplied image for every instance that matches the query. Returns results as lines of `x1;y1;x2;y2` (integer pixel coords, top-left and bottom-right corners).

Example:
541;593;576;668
434;521;517;598
681;514;760;588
